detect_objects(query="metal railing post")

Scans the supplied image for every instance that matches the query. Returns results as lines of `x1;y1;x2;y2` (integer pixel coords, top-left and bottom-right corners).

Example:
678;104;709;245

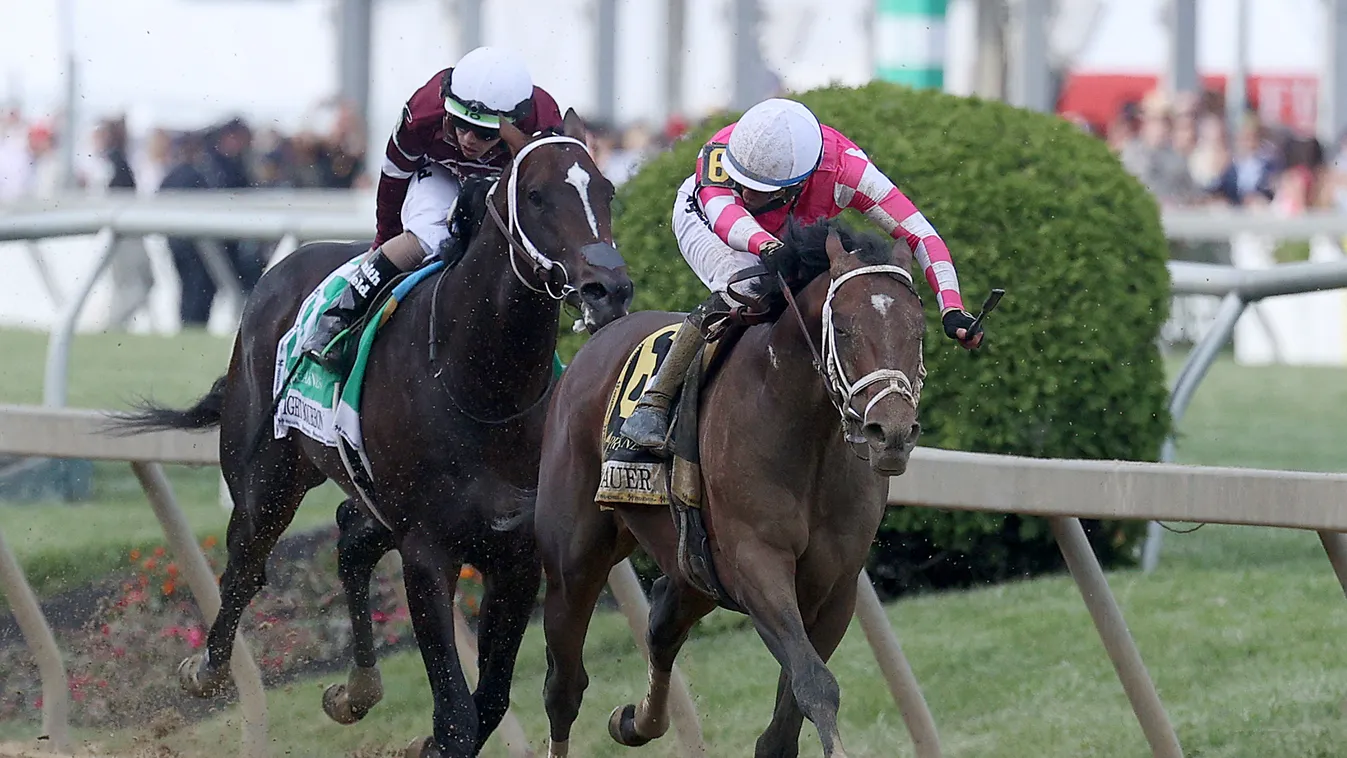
42;228;118;408
1143;291;1247;573
0;529;71;753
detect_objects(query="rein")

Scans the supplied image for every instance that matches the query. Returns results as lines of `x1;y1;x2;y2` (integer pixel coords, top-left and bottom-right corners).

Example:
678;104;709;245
777;273;824;373
780;261;926;445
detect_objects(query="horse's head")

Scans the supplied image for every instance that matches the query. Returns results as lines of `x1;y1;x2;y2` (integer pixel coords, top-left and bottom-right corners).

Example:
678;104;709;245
494;109;633;333
807;225;926;476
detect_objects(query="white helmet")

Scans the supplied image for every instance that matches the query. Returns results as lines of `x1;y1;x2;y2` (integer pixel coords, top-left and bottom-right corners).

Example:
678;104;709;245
724;98;824;192
444;46;535;130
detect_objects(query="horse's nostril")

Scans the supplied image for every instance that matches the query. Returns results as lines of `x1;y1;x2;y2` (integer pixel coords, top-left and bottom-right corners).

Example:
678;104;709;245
862;422;885;447
908;422;921;444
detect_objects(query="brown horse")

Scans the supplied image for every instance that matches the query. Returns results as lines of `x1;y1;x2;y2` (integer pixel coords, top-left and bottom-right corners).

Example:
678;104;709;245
532;218;927;758
107;112;633;758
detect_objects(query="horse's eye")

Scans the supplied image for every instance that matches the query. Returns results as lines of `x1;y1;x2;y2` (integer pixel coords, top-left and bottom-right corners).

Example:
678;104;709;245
527;189;545;208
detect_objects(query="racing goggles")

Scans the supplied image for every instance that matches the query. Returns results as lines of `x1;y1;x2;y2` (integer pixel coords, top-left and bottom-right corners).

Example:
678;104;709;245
447;114;500;141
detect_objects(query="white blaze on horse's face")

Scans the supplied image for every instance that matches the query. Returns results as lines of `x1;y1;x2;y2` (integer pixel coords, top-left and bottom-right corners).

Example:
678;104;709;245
564;162;600;239
870;293;894;317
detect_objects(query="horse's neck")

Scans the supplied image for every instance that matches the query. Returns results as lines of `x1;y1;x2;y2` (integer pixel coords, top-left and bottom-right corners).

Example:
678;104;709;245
760;278;838;431
441;212;559;390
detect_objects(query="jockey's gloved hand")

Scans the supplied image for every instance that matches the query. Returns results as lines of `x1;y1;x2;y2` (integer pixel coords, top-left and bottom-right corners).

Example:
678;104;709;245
942;308;984;349
757;238;785;269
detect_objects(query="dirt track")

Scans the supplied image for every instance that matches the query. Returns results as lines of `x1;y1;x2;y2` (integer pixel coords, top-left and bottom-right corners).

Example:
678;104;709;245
0;740;171;758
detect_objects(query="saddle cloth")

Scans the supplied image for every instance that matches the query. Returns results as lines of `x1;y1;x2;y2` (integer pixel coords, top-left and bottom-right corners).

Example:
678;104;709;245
596;322;682;505
271;255;445;466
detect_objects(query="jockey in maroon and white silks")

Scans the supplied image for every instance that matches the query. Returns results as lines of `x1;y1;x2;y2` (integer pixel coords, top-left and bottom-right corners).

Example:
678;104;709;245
302;45;564;370
621;97;983;452
373;61;563;251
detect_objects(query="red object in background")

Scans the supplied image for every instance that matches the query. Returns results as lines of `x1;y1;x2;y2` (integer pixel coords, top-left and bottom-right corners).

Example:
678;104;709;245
1058;72;1318;135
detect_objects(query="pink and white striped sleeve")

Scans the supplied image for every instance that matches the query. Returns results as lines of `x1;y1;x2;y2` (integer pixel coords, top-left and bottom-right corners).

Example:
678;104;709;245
695;185;780;256
835;148;966;313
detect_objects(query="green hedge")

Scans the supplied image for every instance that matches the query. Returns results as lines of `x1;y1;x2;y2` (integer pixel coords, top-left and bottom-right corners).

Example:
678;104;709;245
575;81;1173;597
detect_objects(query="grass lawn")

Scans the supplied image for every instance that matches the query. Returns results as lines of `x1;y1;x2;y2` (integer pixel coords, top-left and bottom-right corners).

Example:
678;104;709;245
2;329;1347;756
0;327;340;601
48;523;1338;758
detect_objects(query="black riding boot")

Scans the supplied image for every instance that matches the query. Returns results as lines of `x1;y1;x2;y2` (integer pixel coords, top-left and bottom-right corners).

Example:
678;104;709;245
620;292;730;451
301;248;403;372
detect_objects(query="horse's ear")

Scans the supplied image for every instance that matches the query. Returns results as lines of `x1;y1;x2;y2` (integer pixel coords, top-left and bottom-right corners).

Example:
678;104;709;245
499;118;529;156
889;239;914;270
825;228;849;271
562;108;589;143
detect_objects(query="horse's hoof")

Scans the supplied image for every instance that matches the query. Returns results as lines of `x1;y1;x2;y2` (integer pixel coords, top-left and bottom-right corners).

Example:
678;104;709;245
607;704;652;747
322;683;363;725
404;736;442;758
177;652;229;698
322;666;383;725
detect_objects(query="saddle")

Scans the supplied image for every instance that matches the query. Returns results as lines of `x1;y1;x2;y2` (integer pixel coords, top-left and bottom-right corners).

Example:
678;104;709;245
597;317;756;615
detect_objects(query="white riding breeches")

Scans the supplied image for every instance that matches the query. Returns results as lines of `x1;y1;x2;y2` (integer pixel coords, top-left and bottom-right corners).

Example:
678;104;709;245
402;162;462;260
671;175;761;297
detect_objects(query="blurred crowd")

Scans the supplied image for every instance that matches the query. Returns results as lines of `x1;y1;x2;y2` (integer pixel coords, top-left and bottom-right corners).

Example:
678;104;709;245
1;100;370;327
0;99;370;201
1073;88;1347;217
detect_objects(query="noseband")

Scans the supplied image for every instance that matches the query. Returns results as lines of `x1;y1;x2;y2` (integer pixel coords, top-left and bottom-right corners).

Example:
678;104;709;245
821;265;926;443
483;134;592;304
780;262;926;445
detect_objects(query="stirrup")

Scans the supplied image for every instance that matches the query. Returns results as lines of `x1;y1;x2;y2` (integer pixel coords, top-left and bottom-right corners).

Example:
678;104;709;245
301;316;354;371
303;344;346;373
620;399;673;451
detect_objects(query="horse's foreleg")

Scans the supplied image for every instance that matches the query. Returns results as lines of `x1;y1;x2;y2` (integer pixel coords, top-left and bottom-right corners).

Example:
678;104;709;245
539;515;622;758
183;441;313;698
754;581;859;758
469;536;542;754
401;533;476;758
323;499;396;725
609;575;716;747
733;547;849;758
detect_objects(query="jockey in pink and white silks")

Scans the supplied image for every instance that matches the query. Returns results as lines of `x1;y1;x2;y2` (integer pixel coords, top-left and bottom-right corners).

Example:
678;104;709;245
621;97;984;451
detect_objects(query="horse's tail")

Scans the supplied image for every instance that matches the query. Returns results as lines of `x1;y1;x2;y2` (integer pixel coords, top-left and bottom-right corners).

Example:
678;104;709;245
103;375;228;435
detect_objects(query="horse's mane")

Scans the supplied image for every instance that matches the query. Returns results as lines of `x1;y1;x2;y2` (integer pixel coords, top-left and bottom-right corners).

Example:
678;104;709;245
756;217;896;298
433;132;570;265
436;175;494;266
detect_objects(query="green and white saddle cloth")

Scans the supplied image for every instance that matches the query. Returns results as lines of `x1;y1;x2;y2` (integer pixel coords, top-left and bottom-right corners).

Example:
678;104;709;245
271;254;568;473
271;255;444;464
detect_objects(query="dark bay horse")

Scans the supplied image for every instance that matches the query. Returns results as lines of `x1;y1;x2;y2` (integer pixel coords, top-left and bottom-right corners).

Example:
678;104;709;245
108;112;633;758
532;220;926;758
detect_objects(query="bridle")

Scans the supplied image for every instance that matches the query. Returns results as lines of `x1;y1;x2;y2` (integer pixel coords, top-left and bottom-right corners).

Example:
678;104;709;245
779;261;926;445
482;134;592;306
